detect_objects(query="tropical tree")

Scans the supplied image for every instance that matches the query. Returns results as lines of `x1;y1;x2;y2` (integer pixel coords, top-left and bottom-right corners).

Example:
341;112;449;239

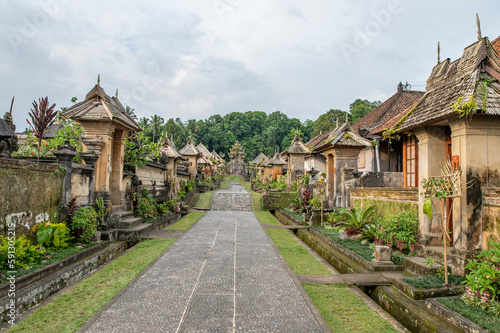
26;97;58;163
125;106;137;120
138;117;150;131
149;115;164;142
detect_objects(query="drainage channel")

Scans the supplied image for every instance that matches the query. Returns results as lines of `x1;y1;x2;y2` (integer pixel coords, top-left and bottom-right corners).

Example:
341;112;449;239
275;211;477;333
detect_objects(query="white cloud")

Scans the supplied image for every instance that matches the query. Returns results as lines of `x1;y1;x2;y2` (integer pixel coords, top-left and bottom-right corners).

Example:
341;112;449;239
1;0;499;130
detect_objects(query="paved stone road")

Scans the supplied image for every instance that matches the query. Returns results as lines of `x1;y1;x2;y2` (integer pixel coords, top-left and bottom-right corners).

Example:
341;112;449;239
85;184;323;333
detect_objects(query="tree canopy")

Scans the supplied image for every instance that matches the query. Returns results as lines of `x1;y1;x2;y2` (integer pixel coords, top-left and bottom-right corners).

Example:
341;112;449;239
136;98;380;162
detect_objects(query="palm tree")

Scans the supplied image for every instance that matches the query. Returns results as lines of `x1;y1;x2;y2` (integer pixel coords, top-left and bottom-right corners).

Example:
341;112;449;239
149;115;164;142
125;106;137;120
138;117;150;131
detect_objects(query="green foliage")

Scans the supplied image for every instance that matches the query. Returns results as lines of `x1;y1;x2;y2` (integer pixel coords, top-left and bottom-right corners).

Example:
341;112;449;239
330;206;376;233
423;197;433;220
312;226;375;261
451;95;479;118
13;118;84;160
72;207;98;243
439;298;500;332
95;197;109;227
404;274;464;289
362;223;379;241
375;211;419;252
36;222;71;248
0;236;45;270
462;241;500;310
309;196;323;208
135;188;158;219
124;132;162;168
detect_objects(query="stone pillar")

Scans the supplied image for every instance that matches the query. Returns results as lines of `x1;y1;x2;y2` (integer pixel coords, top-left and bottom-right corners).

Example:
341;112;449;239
53;142;78;204
326;154;334;208
449;117;500;251
81;151;100;205
332;148;362;208
414;127;447;246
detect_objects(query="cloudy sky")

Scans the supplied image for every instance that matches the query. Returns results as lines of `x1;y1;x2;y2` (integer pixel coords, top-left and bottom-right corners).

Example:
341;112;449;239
1;0;499;130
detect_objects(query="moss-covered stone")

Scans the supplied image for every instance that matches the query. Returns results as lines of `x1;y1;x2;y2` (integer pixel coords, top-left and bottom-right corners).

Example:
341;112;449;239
0;159;63;236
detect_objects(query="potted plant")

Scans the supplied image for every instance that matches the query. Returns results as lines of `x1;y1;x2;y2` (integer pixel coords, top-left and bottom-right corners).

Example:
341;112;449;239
95;197;109;232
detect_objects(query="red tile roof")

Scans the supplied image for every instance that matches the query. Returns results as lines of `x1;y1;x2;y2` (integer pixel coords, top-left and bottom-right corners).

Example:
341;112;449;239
352;83;424;138
492;36;500;54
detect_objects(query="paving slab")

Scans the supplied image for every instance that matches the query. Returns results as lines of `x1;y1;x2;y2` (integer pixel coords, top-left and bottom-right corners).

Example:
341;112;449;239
84;184;323;333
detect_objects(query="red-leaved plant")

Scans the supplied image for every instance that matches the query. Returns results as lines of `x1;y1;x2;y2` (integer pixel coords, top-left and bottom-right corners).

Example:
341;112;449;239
26;97;57;163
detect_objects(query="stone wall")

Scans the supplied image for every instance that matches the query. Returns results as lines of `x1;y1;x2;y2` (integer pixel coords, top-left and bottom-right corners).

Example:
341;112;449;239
0;159;63;236
261;191;298;210
135;163;168;201
359;172;404;188
350;187;419;220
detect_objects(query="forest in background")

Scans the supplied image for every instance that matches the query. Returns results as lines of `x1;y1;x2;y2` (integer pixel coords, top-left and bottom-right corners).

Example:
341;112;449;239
126;98;381;162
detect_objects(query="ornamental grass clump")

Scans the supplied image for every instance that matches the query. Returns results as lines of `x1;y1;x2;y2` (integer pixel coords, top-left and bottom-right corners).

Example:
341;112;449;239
329;205;375;235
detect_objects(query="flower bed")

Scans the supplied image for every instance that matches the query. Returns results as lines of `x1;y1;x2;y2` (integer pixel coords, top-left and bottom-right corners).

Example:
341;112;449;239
434;298;499;333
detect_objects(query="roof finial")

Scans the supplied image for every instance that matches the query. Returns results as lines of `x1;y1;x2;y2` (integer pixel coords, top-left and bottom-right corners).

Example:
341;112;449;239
116;89;118;98
437;41;441;64
97;74;101;86
476;13;482;41
345;112;349;124
9;96;15;115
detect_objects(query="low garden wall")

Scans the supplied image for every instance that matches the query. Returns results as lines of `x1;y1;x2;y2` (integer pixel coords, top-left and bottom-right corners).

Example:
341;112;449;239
0;159;64;236
350;187;418;220
261;191;297;210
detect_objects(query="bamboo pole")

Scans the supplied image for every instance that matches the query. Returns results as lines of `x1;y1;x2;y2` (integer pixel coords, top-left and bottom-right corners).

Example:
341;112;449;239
321;201;324;226
439;199;449;285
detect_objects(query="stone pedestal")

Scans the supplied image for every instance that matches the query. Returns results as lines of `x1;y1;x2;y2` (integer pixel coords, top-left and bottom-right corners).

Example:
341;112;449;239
53;142;78;203
372;245;394;265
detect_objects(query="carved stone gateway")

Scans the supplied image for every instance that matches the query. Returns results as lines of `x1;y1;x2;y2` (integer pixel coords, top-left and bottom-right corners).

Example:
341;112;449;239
61;83;141;205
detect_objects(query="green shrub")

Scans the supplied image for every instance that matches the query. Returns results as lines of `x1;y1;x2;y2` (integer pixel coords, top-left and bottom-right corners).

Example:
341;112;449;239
404;274;465;289
330;206;375;234
35;222;71;248
72;207;98;243
362;223;379;241
462;241;500;314
0;236;45;270
135;188;158;219
375;211;418;253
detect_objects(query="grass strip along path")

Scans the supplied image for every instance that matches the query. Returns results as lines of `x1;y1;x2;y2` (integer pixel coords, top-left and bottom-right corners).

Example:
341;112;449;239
232;176;401;332
165;212;205;230
194;191;214;209
8;239;175;333
304;284;399;333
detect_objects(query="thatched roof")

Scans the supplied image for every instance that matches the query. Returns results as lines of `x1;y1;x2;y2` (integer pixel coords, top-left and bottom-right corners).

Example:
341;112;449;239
264;152;286;166
0;118;14;138
44;123;64;138
250;152;267;165
313;122;371;152
160;136;186;160
211;150;224;162
61;84;141;131
179;138;200;156
196;143;214;165
285;134;309;154
394;37;500;133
